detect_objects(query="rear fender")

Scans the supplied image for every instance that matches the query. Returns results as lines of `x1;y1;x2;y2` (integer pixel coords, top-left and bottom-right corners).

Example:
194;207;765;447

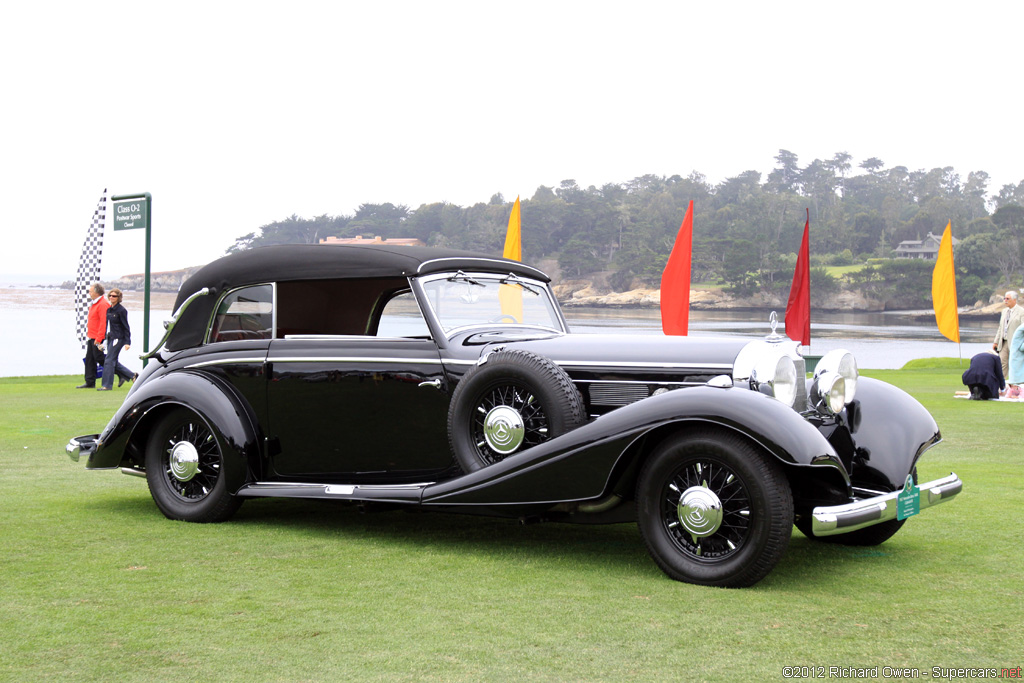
89;370;260;494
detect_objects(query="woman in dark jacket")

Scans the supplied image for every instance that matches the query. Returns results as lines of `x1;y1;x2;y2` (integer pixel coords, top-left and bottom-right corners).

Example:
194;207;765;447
99;289;137;390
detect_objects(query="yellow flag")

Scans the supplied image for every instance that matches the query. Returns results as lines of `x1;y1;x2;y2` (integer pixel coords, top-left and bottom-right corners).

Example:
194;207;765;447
931;221;960;342
502;196;521;261
499;196;523;322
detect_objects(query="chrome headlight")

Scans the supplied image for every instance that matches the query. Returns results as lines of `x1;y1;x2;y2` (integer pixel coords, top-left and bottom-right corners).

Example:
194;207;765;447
759;354;798;407
812;371;847;414
812;349;858;413
734;341;800;408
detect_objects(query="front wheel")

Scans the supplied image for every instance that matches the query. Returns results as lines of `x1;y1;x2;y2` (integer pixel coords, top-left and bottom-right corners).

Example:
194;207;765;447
795;517;906;546
636;429;793;587
145;407;242;523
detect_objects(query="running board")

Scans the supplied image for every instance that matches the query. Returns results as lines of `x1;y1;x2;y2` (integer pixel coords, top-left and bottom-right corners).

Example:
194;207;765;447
234;481;431;504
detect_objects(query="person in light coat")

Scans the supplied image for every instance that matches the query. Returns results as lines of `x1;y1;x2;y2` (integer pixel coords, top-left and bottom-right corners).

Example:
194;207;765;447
992;291;1024;379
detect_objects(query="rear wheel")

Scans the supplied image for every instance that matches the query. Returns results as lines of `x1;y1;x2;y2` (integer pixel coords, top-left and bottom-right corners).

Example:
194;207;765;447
636;429;793;587
145;407;242;523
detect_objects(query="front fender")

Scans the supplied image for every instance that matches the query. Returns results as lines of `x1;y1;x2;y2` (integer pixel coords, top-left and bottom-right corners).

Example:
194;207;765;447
845;376;941;491
423;384;844;506
88;370;260;494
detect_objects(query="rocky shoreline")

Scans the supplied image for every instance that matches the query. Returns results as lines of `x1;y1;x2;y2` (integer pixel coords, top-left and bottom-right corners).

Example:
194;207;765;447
552;279;1005;317
60;267;203;294
53;264;1005;319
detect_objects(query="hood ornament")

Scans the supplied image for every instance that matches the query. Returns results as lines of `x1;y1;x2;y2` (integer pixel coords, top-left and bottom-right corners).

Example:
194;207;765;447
766;311;786;342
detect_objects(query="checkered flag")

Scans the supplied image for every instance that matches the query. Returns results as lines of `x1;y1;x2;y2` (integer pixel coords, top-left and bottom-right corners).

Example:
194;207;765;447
75;189;107;347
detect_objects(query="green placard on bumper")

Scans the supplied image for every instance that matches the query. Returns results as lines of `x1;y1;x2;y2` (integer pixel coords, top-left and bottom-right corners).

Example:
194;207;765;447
897;474;920;520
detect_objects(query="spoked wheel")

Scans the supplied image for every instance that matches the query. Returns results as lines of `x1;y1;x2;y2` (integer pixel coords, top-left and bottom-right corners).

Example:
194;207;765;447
448;350;585;472
145;407;242;523
637;429;793;587
471;383;550;464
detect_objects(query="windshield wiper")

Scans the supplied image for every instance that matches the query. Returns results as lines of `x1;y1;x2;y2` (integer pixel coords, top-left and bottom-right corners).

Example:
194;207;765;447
499;272;541;296
447;270;485;287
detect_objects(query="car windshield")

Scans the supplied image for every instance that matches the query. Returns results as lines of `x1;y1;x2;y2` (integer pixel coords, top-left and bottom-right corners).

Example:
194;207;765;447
420;272;564;334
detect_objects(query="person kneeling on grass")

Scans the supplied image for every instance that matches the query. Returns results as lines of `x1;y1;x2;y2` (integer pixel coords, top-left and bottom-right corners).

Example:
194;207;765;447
962;352;1005;400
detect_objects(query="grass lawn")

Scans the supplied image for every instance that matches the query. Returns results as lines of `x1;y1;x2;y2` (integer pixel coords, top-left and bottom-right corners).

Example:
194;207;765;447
823;264;869;279
1;370;1020;682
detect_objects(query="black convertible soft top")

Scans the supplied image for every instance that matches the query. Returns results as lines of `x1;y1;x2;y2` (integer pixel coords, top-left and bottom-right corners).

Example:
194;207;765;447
165;244;549;351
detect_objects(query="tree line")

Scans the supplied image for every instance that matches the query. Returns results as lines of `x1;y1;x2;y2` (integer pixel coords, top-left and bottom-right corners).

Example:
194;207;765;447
227;150;1024;308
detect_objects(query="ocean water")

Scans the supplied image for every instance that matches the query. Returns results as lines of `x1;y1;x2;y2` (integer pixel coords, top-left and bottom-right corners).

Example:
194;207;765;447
1;287;176;378
0;287;993;378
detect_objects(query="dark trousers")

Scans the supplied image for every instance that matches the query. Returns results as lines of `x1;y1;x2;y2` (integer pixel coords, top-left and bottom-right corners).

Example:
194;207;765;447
101;339;134;389
83;339;105;387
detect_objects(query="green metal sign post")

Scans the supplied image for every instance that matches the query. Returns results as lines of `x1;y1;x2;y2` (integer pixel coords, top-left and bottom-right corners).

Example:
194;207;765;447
111;193;152;363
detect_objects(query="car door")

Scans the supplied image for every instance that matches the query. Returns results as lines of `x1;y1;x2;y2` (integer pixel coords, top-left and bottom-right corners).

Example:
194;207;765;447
266;286;454;483
265;337;452;479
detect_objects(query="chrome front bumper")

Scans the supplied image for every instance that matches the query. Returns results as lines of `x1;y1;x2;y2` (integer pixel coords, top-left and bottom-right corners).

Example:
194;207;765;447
66;435;99;463
811;472;962;536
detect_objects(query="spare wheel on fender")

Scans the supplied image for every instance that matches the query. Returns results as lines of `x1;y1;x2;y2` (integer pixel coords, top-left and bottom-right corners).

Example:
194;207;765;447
447;349;585;473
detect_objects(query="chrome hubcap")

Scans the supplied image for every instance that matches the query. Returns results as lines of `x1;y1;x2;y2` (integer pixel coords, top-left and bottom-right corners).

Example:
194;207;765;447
483;405;525;454
677;483;723;543
169;440;200;482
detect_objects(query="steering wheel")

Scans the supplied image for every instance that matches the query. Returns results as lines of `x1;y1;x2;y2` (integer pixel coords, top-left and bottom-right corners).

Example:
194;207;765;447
489;314;520;324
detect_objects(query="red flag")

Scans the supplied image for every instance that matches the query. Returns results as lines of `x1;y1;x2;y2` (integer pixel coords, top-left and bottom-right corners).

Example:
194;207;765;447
785;209;811;346
661;200;694;335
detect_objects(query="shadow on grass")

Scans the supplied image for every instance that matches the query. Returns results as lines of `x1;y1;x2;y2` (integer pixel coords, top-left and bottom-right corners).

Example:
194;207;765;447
234;497;914;588
82;489;913;588
233;496;656;571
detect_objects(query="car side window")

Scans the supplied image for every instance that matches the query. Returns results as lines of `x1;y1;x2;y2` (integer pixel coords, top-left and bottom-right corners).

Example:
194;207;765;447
377;291;430;338
209;285;273;343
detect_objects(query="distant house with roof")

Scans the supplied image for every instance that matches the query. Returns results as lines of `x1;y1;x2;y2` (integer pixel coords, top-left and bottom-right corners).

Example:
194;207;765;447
894;232;959;260
320;235;425;247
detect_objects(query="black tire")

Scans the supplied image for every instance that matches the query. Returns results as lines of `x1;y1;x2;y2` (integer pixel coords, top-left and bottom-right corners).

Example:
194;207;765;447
144;407;242;523
794;467;916;546
448;350;585;472
795;516;906;546
636;429;793;588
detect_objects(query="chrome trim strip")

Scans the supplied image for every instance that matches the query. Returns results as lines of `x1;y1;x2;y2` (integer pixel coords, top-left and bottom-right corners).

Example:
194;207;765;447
811;473;962;536
270;357;445;365
555;360;733;370
244;482;433;489
239;481;433;495
282;335;428;341
187;356;731;372
202;283;275;346
572;379;691;386
185;357;267;369
142;287;210;360
416;257;548;279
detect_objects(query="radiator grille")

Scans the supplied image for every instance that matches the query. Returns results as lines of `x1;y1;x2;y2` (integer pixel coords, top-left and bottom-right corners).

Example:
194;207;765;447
588;383;652;407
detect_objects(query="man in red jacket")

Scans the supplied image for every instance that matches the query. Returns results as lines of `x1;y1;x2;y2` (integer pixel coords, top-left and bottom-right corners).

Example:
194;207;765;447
76;283;110;388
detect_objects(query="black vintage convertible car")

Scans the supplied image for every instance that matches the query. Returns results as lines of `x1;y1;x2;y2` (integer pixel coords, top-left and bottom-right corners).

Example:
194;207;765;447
67;244;961;587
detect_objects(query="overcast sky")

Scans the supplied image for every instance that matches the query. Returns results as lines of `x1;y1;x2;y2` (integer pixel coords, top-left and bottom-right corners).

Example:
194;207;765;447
3;1;1022;283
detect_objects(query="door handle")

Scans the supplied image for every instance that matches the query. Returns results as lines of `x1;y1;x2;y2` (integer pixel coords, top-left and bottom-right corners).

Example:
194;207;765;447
418;379;443;390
